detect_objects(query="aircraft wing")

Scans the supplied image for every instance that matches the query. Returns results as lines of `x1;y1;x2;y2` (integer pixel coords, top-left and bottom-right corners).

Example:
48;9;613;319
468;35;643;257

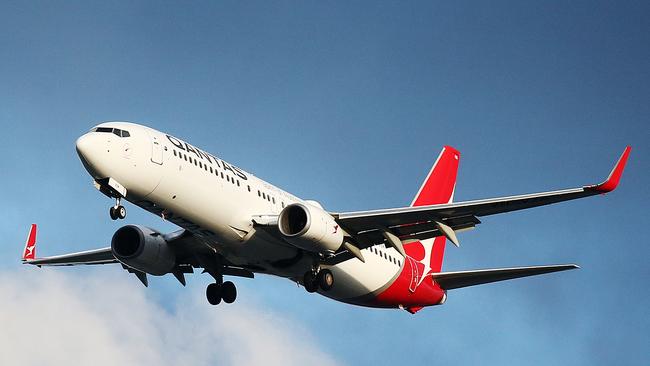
431;264;579;290
336;146;630;245
24;247;116;266
21;225;253;286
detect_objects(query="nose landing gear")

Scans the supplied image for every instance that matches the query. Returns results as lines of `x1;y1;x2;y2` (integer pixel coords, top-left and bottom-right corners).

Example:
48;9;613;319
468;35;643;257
109;197;127;220
94;178;128;220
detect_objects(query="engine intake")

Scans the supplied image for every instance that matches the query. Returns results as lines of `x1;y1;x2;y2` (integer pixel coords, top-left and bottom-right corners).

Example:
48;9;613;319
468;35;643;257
111;225;176;276
278;203;344;253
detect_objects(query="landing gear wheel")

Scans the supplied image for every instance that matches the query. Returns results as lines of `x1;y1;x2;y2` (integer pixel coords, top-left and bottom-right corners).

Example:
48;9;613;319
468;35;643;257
116;205;126;219
221;281;237;304
109;206;118;220
206;283;222;305
109;197;126;220
303;271;318;293
317;269;334;291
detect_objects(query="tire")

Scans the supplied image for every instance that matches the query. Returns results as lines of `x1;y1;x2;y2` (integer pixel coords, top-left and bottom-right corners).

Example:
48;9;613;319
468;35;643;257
206;283;222;305
221;281;237;304
317;269;334;291
303;271;318;293
109;207;118;220
117;205;127;219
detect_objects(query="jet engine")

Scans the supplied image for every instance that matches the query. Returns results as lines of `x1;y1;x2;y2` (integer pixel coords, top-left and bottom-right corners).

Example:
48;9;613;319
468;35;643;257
111;225;176;275
277;203;344;253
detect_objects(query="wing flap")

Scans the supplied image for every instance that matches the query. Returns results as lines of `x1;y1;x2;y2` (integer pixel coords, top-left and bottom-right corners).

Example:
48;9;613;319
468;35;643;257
431;264;579;290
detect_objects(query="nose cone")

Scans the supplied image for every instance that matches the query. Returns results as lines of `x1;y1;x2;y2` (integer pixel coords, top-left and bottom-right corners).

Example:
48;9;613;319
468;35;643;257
75;134;92;159
76;133;103;177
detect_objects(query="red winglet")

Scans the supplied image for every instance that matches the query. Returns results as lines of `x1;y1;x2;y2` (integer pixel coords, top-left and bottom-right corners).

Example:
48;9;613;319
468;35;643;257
22;224;37;261
588;146;631;193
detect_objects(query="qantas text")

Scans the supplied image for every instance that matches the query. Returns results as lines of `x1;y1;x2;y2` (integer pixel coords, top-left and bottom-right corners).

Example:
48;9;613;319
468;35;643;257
166;135;248;180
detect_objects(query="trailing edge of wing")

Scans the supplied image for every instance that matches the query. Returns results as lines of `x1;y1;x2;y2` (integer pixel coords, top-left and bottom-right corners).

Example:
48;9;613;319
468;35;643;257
431;264;579;290
23;247;116;266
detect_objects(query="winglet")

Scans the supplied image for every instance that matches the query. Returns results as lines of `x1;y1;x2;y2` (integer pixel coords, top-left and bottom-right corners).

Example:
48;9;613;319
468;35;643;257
22;224;37;261
587;146;631;193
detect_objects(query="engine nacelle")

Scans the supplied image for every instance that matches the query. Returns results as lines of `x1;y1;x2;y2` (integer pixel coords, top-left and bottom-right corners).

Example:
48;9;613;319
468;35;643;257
277;203;344;253
111;225;176;276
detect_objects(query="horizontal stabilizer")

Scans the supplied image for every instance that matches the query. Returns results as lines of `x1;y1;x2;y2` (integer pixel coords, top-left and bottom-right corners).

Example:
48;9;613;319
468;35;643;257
431;264;579;290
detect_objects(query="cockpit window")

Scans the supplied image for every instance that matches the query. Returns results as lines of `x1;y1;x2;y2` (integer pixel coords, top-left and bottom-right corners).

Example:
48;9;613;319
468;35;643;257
91;127;131;138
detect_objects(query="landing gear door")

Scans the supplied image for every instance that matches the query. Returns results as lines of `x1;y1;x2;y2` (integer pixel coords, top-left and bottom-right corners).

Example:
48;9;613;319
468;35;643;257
151;135;163;165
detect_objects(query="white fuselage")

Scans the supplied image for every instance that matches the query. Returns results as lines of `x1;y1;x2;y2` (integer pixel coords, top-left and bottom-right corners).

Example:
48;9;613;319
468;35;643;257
77;122;404;305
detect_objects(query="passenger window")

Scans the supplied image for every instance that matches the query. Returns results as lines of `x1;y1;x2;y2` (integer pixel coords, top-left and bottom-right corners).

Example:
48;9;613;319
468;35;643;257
184;155;187;161
258;190;261;197
272;197;275;204
210;167;213;173
247;185;251;192
237;180;240;187
199;162;203;168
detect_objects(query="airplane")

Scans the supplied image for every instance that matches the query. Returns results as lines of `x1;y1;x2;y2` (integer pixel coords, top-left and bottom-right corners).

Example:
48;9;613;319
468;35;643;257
21;122;631;313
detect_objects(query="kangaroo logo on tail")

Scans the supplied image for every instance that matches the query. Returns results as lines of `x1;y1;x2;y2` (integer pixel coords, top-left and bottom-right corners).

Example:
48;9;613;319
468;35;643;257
22;224;37;261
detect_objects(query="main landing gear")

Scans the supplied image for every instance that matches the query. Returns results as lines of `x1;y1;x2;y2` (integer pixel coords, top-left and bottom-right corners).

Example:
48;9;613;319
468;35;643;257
206;280;237;305
303;268;334;293
109;197;127;220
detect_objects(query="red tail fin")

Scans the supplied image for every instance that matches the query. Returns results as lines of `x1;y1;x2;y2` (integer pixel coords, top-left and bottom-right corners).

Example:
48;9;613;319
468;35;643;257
406;146;460;273
22;224;37;261
411;146;460;207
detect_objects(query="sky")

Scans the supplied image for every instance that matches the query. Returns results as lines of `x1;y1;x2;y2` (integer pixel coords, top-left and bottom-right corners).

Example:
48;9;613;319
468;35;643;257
0;1;648;365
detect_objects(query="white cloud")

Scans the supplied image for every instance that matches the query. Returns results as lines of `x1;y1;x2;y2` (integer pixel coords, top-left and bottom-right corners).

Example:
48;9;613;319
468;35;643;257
0;269;340;366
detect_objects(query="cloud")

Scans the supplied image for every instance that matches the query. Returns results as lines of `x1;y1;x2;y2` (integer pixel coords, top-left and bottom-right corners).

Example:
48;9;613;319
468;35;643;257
0;269;340;366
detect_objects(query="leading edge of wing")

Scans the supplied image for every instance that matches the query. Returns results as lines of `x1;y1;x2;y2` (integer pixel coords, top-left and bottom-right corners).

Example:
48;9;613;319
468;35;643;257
431;264;579;290
23;247;116;266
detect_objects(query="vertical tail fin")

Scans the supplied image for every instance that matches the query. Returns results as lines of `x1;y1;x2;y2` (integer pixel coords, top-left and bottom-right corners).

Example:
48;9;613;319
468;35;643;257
406;146;460;273
22;224;37;261
411;146;460;207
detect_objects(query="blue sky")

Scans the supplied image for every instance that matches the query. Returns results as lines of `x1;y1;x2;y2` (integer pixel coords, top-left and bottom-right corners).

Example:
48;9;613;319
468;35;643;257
1;1;648;365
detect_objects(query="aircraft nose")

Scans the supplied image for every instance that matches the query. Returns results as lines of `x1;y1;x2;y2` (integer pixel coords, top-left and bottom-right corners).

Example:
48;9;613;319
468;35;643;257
75;133;93;160
76;133;104;177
